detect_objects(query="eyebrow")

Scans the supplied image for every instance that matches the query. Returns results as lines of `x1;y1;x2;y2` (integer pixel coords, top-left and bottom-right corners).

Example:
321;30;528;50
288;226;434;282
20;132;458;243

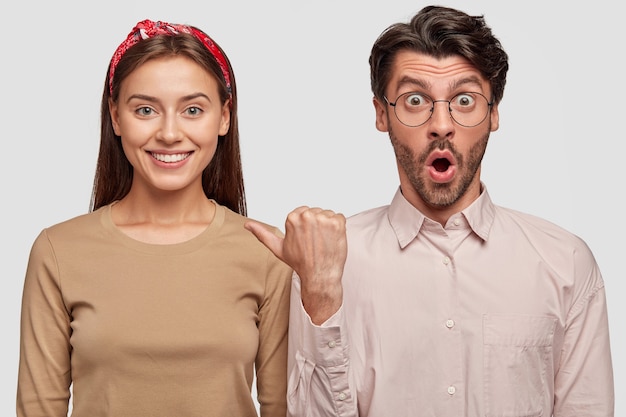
397;76;430;91
396;75;485;93
450;76;484;91
125;92;212;104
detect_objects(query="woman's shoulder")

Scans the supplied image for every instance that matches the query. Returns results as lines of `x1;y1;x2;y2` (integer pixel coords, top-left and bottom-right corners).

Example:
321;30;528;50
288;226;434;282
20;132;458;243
219;204;284;238
42;206;109;240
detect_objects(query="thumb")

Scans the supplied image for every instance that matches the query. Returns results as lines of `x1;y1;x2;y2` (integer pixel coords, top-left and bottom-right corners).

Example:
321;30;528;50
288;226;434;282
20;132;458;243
244;220;285;261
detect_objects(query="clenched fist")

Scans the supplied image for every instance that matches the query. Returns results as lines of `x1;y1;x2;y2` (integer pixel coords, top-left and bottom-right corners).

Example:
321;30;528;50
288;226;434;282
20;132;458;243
245;206;347;324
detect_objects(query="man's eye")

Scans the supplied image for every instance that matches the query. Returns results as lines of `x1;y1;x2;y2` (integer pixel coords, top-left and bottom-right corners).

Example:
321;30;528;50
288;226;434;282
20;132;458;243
405;93;427;107
453;94;475;107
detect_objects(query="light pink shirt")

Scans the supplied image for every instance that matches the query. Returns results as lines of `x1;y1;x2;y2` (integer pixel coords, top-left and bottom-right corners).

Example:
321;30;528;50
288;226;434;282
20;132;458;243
287;186;614;417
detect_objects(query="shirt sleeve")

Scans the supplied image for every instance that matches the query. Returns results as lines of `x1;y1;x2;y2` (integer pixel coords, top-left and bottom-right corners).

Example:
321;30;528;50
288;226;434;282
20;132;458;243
17;230;72;417
255;250;293;417
286;274;358;417
554;260;615;416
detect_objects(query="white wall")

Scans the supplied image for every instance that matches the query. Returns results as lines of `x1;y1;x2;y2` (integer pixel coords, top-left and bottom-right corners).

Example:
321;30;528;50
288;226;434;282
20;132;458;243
2;0;622;414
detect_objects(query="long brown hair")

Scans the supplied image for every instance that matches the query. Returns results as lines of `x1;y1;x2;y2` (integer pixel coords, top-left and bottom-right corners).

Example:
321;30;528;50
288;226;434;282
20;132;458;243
90;30;246;215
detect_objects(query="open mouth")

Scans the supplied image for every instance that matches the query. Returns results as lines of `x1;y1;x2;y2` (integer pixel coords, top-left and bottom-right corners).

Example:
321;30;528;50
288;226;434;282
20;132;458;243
150;152;192;163
432;158;451;172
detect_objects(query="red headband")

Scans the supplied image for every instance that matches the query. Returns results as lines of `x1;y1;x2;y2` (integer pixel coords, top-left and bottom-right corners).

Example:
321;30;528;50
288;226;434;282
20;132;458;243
108;20;232;98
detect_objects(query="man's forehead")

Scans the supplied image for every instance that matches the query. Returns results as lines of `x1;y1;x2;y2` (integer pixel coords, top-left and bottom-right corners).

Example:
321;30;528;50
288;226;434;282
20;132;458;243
391;50;479;77
389;51;488;92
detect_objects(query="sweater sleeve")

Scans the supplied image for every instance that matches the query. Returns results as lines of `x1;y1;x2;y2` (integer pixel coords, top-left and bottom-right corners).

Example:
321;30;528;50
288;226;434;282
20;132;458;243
255;246;293;417
17;230;72;417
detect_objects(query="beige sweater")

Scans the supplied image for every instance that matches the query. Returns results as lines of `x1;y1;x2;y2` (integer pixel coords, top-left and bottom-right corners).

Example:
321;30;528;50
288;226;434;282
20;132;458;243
17;202;292;417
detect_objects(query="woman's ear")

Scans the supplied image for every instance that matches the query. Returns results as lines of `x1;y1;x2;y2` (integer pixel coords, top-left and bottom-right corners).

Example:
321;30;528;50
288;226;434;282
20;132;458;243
219;99;231;136
109;98;121;136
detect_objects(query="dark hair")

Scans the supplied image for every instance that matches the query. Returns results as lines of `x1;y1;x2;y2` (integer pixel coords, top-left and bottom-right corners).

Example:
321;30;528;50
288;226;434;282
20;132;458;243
369;5;509;104
90;30;246;215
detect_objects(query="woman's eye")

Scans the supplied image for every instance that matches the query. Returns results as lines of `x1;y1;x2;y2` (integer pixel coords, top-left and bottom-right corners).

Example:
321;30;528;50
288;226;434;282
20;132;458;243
185;106;203;116
137;107;154;116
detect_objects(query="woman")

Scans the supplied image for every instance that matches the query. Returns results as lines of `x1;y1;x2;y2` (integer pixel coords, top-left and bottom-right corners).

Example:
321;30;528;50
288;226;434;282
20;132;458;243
17;20;291;417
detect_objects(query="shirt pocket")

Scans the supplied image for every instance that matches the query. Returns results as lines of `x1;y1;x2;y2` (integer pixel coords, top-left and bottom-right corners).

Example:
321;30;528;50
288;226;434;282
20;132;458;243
483;314;556;417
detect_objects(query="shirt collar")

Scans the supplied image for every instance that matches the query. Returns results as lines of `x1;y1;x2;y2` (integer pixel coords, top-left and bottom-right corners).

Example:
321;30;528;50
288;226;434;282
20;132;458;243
388;184;495;248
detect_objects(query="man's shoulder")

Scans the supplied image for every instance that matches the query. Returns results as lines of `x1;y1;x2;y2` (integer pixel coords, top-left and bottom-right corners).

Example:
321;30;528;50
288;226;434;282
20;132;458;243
345;204;390;235
494;205;590;250
347;205;389;222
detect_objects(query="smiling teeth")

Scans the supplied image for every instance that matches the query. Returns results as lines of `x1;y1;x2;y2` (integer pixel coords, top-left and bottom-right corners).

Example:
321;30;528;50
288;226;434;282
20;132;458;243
152;153;190;163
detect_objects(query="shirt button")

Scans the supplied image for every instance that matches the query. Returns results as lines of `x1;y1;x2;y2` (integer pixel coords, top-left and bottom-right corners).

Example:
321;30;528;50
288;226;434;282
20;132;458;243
328;340;336;348
442;256;450;265
445;319;455;329
453;218;461;226
338;392;347;401
447;386;456;395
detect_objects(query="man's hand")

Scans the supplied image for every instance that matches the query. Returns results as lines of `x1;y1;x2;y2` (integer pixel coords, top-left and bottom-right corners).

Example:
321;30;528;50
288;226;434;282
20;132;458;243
245;206;347;324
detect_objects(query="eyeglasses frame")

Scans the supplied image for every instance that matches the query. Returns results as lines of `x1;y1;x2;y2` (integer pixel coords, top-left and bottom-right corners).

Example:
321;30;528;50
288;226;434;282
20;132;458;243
383;91;494;128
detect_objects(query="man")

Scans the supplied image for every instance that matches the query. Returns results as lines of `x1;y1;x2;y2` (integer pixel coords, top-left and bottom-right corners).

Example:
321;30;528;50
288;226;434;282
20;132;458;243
246;5;614;416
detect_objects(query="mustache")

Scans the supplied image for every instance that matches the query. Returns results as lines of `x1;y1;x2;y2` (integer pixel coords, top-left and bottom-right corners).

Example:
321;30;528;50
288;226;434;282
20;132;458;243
417;139;462;165
387;126;461;163
429;139;454;153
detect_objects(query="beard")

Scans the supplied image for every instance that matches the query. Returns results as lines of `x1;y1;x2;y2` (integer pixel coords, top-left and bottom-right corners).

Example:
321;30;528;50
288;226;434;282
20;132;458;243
389;125;490;208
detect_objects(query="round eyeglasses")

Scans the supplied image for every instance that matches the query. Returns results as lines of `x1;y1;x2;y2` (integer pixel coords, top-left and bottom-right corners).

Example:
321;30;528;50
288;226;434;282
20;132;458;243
384;91;493;127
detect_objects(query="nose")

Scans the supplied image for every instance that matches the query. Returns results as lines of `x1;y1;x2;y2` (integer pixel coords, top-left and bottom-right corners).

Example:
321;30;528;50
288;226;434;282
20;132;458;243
157;113;183;143
428;100;454;139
